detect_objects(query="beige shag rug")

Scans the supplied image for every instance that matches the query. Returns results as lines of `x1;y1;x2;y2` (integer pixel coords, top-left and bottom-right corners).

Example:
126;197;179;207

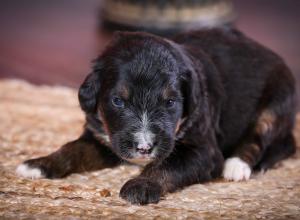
0;79;299;219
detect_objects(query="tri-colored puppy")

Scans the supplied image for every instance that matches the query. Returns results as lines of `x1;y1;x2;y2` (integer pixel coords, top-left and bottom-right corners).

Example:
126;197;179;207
17;28;296;205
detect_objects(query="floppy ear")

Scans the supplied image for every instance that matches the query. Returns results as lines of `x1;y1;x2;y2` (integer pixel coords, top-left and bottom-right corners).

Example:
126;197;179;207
176;59;211;140
78;62;102;113
169;42;224;140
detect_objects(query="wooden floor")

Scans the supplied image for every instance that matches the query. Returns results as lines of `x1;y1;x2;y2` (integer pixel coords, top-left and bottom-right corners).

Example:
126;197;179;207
0;0;299;91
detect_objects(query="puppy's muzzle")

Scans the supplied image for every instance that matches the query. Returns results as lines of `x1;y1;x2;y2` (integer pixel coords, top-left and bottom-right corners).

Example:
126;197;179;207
136;143;154;155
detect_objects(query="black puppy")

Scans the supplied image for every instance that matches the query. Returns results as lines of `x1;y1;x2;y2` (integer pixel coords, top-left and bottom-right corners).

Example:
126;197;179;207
17;28;296;205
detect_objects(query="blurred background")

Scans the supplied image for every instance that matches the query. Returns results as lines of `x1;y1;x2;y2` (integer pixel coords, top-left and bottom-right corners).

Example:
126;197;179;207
0;0;299;95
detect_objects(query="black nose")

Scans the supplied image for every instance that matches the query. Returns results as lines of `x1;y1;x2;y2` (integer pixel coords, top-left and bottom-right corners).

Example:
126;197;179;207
136;144;153;155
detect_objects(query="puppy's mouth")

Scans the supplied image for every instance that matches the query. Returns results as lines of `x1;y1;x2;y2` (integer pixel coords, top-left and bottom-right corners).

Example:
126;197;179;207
125;150;156;166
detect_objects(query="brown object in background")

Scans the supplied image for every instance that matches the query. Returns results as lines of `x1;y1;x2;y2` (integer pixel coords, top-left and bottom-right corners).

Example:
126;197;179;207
101;0;235;35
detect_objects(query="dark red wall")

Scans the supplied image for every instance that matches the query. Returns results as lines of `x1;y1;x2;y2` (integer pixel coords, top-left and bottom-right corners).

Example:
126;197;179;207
0;0;299;92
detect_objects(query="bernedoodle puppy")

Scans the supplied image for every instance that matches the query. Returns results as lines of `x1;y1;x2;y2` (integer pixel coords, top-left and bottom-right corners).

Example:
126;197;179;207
16;27;296;205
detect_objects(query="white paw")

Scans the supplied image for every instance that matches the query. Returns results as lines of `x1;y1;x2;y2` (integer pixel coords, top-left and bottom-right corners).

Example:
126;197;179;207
16;163;44;179
223;157;251;181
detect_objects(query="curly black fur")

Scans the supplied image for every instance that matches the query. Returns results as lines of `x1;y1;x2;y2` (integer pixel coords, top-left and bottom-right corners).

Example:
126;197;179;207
20;27;296;205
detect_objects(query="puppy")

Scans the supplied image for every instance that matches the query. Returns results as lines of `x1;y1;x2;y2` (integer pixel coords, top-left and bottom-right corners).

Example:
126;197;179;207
16;27;296;205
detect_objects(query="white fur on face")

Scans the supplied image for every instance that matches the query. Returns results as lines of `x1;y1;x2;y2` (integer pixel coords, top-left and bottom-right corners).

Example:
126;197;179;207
223;157;251;181
16;163;44;179
133;112;155;149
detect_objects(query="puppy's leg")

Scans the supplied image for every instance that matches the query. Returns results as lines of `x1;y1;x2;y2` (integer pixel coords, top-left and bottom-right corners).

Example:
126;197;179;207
255;132;296;171
223;109;284;181
120;140;224;205
16;130;120;179
224;66;296;181
223;109;295;181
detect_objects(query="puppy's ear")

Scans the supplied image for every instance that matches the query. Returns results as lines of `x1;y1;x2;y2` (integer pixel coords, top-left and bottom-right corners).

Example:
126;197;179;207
163;40;201;115
78;62;102;113
177;59;211;139
169;42;223;140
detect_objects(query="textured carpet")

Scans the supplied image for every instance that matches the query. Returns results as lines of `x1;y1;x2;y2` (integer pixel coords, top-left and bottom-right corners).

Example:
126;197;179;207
0;80;299;219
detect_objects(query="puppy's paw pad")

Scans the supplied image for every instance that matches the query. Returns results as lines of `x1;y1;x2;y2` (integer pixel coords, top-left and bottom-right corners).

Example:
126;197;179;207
16;163;44;179
223;157;251;181
120;178;162;205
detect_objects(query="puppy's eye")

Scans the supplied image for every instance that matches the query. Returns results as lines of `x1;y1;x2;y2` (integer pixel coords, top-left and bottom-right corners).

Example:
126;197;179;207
166;99;176;108
112;97;124;108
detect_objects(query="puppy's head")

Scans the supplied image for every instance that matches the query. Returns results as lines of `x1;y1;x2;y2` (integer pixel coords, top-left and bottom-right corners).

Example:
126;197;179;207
79;32;203;165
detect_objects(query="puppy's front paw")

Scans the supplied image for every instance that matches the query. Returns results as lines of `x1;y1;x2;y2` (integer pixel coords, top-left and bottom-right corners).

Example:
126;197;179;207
223;157;251;181
120;178;163;205
16;157;56;179
16;162;44;179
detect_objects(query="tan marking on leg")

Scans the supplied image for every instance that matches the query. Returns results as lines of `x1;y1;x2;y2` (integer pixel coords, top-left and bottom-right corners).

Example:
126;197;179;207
249;143;261;154
255;110;276;135
240;144;261;165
